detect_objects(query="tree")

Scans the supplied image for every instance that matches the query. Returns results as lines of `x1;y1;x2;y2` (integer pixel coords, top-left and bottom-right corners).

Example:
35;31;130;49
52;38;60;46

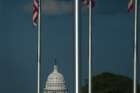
81;72;140;93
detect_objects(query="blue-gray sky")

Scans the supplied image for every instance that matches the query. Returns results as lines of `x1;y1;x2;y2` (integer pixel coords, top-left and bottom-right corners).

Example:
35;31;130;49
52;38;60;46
0;0;140;93
81;0;140;84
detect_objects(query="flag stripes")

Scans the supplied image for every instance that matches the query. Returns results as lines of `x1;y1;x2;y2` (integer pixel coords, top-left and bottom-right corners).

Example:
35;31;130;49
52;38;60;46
82;0;95;8
33;0;39;26
128;0;134;12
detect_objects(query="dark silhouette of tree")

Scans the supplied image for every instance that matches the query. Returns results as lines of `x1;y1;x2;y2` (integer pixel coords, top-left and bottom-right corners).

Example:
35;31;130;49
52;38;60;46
81;72;140;93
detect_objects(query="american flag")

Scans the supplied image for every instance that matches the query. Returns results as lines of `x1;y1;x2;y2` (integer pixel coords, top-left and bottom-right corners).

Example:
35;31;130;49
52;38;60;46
128;0;133;12
82;0;95;8
33;0;39;26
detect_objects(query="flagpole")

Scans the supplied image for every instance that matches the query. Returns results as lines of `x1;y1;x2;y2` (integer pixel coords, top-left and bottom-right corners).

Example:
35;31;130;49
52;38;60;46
88;1;92;93
75;0;80;93
37;0;41;93
133;0;138;93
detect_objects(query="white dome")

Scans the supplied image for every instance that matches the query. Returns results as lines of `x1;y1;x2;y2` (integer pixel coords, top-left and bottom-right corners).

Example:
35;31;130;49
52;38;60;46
45;65;67;91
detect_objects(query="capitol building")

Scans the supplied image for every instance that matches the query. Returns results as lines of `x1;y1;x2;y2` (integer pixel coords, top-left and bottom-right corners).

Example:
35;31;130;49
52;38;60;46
44;65;68;93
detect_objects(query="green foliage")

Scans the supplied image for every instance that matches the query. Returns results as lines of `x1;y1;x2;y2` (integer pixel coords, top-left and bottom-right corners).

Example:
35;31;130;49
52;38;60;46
81;72;140;93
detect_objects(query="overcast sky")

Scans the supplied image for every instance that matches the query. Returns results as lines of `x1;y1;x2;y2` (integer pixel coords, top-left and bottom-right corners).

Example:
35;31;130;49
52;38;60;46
0;0;140;93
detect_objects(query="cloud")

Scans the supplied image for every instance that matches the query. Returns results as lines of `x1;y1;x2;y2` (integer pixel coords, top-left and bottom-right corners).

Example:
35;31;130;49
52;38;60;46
23;0;74;15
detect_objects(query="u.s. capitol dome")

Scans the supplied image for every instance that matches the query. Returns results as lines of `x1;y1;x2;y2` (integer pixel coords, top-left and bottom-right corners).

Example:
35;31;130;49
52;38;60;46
44;65;67;93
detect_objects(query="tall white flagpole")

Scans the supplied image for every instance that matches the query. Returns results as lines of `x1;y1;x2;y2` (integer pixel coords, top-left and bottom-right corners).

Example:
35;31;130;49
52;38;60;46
75;0;80;93
133;0;138;93
37;0;41;93
88;1;92;93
